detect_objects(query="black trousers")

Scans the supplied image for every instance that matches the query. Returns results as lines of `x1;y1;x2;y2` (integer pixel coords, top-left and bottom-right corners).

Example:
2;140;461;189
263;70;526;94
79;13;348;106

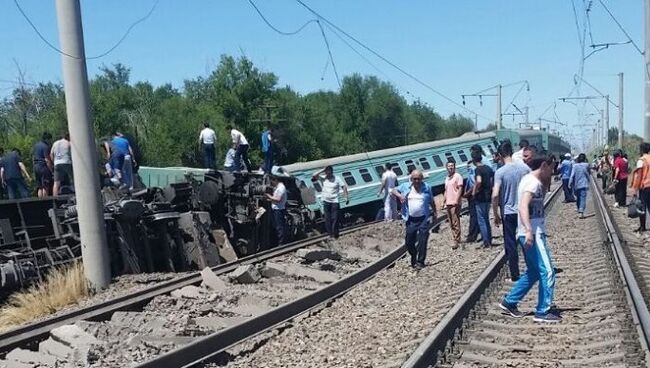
272;209;287;245
615;178;627;206
323;202;339;239
639;188;650;231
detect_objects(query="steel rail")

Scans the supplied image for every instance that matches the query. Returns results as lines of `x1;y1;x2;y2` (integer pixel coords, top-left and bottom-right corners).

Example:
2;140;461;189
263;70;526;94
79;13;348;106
135;210;462;368
402;184;562;368
0;220;376;354
0;208;466;356
591;177;650;353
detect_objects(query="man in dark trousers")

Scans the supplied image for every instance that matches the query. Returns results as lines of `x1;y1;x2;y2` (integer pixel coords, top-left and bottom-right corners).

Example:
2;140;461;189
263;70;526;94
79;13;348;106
261;126;273;174
312;165;349;240
32;132;53;197
392;170;436;271
0;148;31;199
472;150;494;249
266;176;287;245
464;160;480;243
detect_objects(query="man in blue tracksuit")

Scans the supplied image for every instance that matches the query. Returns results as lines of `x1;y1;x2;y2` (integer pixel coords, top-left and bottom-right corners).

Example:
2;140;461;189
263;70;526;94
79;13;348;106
559;153;575;202
261;126;273;174
392;170;437;270
464;161;480;243
499;153;560;323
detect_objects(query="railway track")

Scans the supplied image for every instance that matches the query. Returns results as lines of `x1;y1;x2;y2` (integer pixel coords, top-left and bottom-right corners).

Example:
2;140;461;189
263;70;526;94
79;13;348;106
404;178;650;367
0;218;394;356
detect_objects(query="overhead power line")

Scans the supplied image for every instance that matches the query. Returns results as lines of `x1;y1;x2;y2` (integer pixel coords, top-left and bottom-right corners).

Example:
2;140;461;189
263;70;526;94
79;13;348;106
596;0;644;55
13;0;159;59
247;0;317;36
316;20;341;88
294;0;490;121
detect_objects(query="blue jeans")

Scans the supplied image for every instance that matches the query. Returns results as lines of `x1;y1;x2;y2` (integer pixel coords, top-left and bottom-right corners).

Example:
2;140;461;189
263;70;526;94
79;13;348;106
263;148;273;174
503;213;520;279
272;209;287;245
323;202;339;238
575;188;587;214
405;215;430;266
475;201;492;246
466;198;479;241
505;234;556;314
6;178;29;199
562;178;575;202
203;144;215;169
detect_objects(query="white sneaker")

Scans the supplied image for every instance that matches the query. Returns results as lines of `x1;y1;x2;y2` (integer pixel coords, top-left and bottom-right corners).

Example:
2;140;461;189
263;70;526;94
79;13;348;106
614;202;619;208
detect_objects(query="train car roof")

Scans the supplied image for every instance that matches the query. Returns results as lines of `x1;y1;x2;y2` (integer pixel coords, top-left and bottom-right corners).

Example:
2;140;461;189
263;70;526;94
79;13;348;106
282;131;497;173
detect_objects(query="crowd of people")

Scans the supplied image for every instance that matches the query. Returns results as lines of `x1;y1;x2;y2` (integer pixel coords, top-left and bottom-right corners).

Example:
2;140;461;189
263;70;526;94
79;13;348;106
198;123;273;174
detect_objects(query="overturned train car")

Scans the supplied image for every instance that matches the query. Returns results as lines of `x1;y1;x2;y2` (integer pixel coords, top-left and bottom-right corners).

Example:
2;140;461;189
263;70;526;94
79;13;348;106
0;171;316;292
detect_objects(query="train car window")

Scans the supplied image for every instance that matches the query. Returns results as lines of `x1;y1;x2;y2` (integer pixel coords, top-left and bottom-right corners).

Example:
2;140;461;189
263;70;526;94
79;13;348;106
405;160;416;173
359;168;373;183
457;150;468;162
375;166;384;177
432;155;443;167
487;145;495;154
391;163;404;176
311;178;322;192
342;171;357;186
419;157;431;170
445;152;454;163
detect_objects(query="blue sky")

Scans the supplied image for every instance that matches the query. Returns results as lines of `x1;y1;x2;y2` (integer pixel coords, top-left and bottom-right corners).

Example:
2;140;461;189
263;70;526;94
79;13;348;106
0;1;646;151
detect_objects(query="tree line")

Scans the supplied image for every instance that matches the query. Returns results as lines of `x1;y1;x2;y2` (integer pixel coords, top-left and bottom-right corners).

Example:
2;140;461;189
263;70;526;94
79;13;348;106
0;55;475;172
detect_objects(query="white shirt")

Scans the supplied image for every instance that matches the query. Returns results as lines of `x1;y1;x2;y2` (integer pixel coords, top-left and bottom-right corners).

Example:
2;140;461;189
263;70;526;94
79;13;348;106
381;170;397;194
224;149;236;168
199;128;216;145
231;129;249;146
407;189;425;217
517;174;546;237
512;149;525;164
51;138;72;165
271;182;287;210
321;176;346;203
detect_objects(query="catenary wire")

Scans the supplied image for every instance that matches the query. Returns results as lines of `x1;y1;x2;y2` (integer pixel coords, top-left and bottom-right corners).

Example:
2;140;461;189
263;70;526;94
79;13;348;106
316;20;341;88
597;0;644;55
294;0;490;121
13;0;159;60
247;0;318;36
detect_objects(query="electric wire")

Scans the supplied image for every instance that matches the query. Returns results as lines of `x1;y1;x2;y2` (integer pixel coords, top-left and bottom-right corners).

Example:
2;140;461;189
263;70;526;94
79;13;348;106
596;0;644;55
247;0;318;36
294;0;490;121
13;0;159;60
316;20;341;88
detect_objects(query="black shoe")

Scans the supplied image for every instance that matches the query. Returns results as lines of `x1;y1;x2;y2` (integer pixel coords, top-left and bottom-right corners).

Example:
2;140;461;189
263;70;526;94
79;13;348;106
511;276;520;282
533;312;562;323
634;227;647;233
499;298;524;318
414;263;424;271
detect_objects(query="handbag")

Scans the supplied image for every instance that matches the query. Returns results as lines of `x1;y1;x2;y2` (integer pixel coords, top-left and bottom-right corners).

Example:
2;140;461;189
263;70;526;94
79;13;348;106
628;196;646;218
605;181;617;194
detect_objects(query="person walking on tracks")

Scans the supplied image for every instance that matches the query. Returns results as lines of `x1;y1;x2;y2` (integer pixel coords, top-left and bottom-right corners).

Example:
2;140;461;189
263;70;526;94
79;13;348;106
0;148;31;199
32;132;53;198
612;149;629;207
492;141;530;282
472;151;495;249
378;163;398;222
463;160;480;243
313;165;349;240
443;160;463;249
266;176;288;245
559;153;575;203
227;125;252;173
499;153;560;323
632;142;650;232
199;122;217;169
392;169;436;270
569;153;591;219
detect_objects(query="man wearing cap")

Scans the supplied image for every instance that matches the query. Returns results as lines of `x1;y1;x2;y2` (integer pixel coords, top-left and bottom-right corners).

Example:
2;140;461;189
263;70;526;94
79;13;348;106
559;153;575;203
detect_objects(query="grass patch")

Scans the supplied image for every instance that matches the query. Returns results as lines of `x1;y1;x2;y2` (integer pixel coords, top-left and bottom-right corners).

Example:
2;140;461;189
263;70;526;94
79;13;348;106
0;262;91;332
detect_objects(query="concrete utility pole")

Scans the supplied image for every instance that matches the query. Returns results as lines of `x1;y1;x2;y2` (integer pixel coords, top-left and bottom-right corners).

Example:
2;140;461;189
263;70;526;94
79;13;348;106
605;95;610;146
496;84;502;130
55;0;111;289
646;0;650;141
619;73;624;148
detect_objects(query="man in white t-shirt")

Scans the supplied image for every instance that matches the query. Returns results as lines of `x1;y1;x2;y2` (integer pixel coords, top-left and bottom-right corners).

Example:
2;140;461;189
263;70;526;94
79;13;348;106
50;133;73;196
226;125;252;172
199;122;217;169
377;163;398;222
313;165;349;240
500;153;560;323
512;139;529;164
266;176;288;245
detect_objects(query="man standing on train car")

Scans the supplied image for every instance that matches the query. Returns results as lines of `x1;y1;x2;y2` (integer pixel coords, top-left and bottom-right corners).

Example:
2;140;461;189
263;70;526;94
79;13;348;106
492;142;530;281
266;176;288;245
472;151;494;249
559;153;575;203
199;122;217;170
261;126;273;174
312;165;349;240
444;160;463;249
378;163;398;222
500;153;560;322
227;125;252;173
393;170;436;270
